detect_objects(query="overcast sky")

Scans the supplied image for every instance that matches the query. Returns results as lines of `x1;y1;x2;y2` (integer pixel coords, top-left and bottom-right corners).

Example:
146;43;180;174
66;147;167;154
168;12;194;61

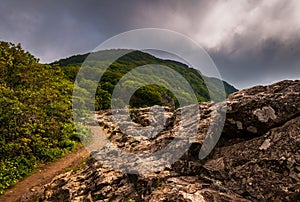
0;0;299;89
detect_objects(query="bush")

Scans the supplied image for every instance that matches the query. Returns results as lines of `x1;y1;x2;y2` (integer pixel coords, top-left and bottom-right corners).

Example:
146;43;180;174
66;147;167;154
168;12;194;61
0;41;82;194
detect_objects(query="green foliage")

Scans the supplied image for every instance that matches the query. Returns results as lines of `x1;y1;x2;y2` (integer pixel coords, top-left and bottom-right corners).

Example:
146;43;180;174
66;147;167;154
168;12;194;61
154;178;164;188
95;87;112;110
57;50;237;110
129;85;167;108
51;53;88;67
0;41;82;194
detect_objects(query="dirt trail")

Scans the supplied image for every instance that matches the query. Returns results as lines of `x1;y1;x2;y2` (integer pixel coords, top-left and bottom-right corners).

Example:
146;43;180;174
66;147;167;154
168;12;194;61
0;146;90;202
0;123;109;202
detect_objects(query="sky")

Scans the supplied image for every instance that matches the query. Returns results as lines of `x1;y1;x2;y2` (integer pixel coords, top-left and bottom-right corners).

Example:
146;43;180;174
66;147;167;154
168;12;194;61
0;0;299;89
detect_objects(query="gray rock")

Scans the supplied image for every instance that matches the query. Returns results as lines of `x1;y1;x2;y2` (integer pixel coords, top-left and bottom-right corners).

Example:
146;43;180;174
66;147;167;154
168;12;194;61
40;80;300;202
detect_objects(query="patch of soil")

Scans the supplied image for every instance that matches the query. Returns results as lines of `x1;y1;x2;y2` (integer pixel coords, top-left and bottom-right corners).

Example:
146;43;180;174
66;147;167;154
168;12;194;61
0;146;90;202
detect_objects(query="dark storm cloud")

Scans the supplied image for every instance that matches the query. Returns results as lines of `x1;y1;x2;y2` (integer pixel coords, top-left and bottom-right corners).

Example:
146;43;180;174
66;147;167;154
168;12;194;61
0;0;299;89
211;35;300;88
0;0;144;62
132;0;300;89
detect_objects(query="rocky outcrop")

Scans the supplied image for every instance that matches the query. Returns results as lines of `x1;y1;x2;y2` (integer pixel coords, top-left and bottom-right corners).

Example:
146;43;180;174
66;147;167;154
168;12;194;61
40;80;300;202
224;80;300;137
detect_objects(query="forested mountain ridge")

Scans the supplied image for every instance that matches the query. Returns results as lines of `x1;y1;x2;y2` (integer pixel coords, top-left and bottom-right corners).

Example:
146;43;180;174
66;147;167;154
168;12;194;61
51;50;237;110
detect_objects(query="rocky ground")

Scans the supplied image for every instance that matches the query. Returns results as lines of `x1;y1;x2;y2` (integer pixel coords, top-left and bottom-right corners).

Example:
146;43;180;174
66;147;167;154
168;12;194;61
39;80;299;202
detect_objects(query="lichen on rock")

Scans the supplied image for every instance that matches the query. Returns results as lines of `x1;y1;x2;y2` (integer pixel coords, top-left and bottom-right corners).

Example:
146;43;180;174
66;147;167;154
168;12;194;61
253;106;277;123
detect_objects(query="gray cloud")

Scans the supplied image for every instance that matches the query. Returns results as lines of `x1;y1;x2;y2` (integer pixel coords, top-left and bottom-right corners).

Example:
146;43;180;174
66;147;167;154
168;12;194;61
0;0;299;89
0;0;142;61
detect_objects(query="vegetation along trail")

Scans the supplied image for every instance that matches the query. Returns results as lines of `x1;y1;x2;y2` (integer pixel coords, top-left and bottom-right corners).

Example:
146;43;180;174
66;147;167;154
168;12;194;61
0;146;89;202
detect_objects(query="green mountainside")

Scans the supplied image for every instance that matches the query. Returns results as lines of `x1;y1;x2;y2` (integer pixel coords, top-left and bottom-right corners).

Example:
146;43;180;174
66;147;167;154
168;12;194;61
52;50;237;110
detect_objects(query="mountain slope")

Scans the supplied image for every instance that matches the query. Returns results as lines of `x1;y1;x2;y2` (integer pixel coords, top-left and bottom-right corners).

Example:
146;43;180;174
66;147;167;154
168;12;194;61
51;50;238;110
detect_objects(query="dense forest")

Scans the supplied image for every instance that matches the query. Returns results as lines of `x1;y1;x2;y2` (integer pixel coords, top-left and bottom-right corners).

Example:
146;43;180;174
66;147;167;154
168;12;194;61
0;41;237;194
53;49;237;110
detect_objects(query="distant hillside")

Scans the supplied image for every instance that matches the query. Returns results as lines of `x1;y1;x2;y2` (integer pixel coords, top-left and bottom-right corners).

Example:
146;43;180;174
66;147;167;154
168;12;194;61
52;53;89;67
164;59;237;95
52;50;238;110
